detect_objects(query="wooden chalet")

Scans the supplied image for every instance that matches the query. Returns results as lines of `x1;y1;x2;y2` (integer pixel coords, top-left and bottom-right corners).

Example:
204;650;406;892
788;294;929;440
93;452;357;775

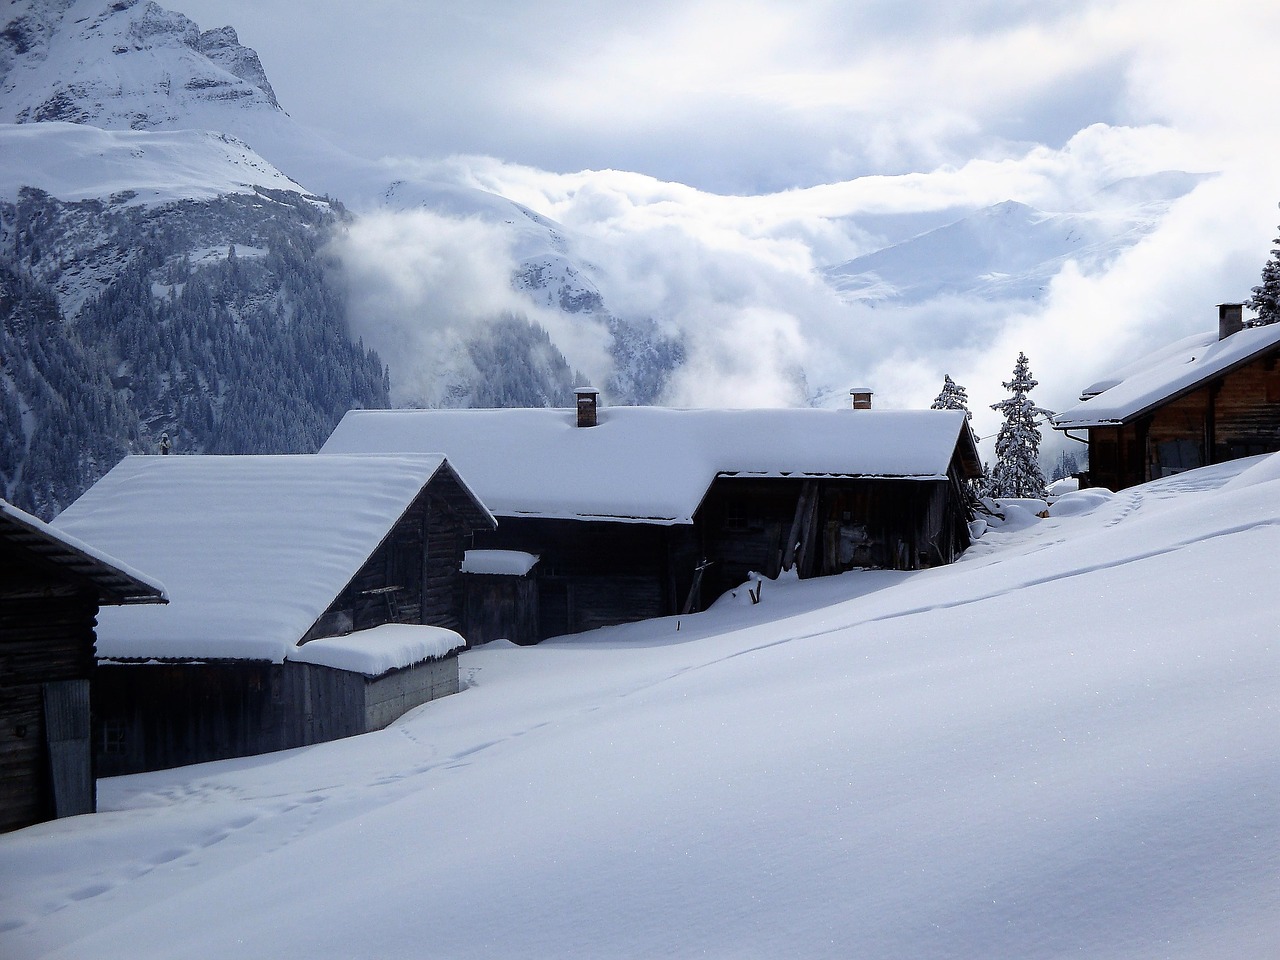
1054;304;1280;490
321;397;982;642
0;499;166;832
51;454;494;774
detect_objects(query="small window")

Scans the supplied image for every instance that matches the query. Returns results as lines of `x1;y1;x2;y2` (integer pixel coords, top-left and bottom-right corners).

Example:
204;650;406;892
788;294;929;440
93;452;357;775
102;720;126;755
724;500;749;531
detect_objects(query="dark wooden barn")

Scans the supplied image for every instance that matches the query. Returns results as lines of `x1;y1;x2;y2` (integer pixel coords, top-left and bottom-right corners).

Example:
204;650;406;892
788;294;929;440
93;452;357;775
321;401;981;641
1055;304;1280;490
0;499;166;832
51;454;494;774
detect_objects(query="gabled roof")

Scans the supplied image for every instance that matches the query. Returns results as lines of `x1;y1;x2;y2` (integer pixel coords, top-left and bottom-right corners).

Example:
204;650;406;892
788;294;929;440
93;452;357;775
51;454;494;663
0;499;167;605
1054;323;1280;429
320;407;980;525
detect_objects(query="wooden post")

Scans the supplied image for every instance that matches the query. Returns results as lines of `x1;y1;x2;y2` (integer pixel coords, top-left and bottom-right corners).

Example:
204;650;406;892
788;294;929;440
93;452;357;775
681;559;713;615
43;680;94;819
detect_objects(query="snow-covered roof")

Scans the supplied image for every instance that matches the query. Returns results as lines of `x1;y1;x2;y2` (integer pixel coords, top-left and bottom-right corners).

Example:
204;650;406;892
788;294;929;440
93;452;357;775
461;550;541;577
286;623;466;677
0;498;168;605
51;454;493;664
1054;323;1280;428
320;407;980;525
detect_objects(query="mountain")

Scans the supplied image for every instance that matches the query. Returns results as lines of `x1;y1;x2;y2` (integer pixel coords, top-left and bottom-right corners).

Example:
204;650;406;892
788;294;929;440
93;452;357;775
2;0;683;414
0;0;280;127
823;193;1195;305
0;0;399;518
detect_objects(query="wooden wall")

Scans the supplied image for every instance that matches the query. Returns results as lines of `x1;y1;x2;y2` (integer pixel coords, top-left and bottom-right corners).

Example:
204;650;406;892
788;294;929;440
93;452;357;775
303;473;479;642
1086;349;1280;490
0;555;97;832
96;656;459;776
473;517;675;640
463;574;539;646
697;476;969;602
465;471;974;642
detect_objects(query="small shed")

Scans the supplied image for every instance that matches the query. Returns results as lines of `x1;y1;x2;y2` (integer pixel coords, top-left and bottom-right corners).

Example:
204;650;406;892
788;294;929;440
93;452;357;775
321;405;981;640
461;550;540;646
51;453;495;774
1054;305;1280;490
0;499;166;832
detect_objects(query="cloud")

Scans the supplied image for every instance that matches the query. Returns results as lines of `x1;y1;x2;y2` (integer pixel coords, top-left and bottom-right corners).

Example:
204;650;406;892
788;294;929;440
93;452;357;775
184;0;1280;461
329;210;612;405
339;105;1278;439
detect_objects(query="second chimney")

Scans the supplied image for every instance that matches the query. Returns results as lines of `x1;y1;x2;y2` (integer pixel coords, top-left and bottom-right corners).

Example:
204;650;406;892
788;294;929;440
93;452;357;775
575;386;600;427
1219;302;1244;340
849;388;873;410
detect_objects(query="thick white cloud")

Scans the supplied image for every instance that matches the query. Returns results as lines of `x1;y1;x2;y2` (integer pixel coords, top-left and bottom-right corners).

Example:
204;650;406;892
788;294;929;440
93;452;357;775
330;210;612;405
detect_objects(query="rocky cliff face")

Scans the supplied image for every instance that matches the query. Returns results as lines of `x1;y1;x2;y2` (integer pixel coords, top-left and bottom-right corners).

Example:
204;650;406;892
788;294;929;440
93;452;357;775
0;0;282;128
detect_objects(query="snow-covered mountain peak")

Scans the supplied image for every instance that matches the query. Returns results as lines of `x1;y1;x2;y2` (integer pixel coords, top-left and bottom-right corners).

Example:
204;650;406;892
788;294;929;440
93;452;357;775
0;0;282;130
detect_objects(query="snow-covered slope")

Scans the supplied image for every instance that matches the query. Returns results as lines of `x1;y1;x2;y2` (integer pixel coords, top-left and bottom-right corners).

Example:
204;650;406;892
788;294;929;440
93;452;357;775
0;122;309;205
824;196;1175;304
0;0;379;200
2;456;1276;959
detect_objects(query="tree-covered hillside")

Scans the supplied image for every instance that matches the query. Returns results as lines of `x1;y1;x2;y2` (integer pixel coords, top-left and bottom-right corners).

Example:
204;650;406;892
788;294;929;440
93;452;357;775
0;187;390;518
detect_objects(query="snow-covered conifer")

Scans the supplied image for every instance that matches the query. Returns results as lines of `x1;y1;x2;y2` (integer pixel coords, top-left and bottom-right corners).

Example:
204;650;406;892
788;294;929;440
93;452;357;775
930;374;972;420
1248;219;1280;325
989;352;1051;498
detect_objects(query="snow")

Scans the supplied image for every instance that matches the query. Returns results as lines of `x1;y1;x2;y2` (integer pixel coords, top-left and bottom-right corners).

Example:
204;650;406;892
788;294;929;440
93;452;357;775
287;623;465;676
1054;323;1280;427
3;454;1278;959
320;407;975;523
1045;475;1080;496
50;454;469;663
461;549;540;576
0;122;311;205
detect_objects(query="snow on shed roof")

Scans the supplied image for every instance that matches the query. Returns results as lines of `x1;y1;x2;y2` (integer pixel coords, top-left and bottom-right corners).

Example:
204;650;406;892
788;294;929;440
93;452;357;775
51;454;492;664
462;550;540;576
0;498;167;605
1054;323;1280;429
320;407;979;525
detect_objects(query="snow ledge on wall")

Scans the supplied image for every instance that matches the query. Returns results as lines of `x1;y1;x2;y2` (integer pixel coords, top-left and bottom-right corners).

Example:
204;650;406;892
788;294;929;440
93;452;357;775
288;623;466;677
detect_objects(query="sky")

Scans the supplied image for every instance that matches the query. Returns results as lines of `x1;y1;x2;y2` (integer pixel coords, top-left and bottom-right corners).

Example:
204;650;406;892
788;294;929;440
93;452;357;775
156;0;1280;447
163;0;1271;194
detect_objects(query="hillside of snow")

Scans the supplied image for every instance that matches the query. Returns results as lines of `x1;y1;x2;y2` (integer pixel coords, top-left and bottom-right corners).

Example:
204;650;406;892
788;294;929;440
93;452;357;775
2;456;1276;959
0;122;309;205
823;190;1199;305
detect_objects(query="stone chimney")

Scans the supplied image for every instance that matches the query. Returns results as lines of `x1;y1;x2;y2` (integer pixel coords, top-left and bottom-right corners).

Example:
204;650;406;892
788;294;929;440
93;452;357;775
575;386;600;427
849;388;873;410
1218;302;1244;340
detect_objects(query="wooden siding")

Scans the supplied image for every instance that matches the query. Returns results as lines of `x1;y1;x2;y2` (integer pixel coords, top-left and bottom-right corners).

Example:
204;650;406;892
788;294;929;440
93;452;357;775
96;656;459;776
0;554;99;832
303;472;479;643
473;517;674;640
697;475;971;602
1085;349;1280;489
466;469;974;642
463;574;540;646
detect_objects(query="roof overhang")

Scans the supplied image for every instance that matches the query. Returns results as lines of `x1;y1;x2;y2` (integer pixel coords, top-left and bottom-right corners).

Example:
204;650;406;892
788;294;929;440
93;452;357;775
0;501;168;605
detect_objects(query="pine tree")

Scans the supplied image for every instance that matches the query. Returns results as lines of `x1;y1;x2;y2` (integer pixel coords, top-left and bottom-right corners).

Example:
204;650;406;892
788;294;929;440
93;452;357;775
930;374;972;420
1050;449;1080;482
1247;217;1280;325
989;352;1051;498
